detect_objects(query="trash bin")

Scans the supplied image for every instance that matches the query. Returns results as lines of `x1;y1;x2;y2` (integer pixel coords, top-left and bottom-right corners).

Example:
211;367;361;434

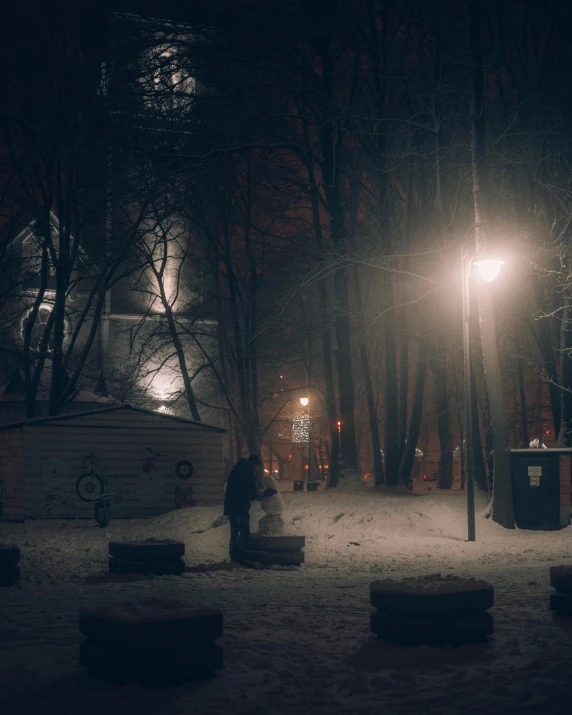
293;480;305;492
510;449;572;530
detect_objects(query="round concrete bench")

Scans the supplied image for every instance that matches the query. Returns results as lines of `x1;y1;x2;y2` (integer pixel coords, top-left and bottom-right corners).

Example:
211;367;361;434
78;598;223;686
370;574;494;646
550;566;572;615
0;544;20;587
248;535;305;552
108;539;185;576
245;535;305;567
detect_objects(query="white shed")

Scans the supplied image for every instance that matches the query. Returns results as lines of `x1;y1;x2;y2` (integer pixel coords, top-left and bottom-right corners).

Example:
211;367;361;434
0;405;226;520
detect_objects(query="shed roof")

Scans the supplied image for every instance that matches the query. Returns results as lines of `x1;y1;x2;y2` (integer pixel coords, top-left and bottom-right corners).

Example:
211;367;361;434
0;404;226;433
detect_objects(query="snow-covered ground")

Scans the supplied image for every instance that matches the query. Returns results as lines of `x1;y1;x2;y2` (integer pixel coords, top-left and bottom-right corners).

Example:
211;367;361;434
1;488;572;714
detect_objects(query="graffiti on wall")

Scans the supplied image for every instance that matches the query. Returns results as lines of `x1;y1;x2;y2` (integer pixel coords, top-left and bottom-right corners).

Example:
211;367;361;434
135;447;167;504
44;489;67;516
76;449;123;513
174;459;196;508
42;459;67;487
41;458;68;515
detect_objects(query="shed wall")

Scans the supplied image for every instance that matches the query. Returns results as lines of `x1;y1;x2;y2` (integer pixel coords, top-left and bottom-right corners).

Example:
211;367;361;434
21;421;224;518
0;428;24;520
559;455;572;528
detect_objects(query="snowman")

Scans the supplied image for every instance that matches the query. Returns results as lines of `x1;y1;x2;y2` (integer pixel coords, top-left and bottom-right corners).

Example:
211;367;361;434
258;474;285;535
135;448;167;504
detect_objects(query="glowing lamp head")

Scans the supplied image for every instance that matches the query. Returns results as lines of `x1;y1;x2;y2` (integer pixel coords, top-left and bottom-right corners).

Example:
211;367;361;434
300;397;309;407
474;259;504;282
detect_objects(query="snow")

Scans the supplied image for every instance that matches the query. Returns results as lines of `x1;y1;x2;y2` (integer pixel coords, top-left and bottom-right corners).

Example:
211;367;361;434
370;573;492;595
1;488;572;714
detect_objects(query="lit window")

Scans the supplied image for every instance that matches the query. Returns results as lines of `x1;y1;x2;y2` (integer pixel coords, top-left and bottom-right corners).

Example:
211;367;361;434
21;236;43;277
140;45;196;111
21;304;71;352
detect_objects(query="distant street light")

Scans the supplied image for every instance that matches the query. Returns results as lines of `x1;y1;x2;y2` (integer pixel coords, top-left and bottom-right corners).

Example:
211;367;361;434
462;250;504;542
299;396;311;482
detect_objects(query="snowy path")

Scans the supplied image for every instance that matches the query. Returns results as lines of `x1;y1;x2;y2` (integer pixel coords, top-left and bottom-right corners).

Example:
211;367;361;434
2;490;572;714
2;561;572;715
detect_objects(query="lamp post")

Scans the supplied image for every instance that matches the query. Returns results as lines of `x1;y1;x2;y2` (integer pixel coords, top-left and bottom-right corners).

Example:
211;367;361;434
300;396;310;482
462;247;504;542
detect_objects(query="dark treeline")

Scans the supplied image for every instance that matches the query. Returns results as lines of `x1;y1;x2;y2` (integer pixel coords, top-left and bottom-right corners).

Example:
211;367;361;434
1;1;572;525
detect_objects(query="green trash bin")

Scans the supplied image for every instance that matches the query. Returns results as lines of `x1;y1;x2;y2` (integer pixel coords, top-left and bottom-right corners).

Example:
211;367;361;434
510;449;571;530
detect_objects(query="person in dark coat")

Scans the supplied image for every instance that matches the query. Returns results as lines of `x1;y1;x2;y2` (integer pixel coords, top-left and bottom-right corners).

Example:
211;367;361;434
224;454;276;563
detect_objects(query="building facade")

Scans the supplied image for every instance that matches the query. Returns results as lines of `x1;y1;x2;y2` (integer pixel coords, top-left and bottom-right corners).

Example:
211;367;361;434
0;12;221;427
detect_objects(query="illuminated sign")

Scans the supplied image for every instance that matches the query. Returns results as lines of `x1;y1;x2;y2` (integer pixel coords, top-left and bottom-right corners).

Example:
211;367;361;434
292;415;309;443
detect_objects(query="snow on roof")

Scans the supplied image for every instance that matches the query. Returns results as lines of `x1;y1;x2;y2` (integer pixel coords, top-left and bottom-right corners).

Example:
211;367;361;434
0;404;226;433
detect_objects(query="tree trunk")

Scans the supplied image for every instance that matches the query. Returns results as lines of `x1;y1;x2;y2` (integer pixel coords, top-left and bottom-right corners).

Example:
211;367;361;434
453;365;466;490
314;39;359;478
430;354;454;490
398;330;409;463
384;281;400;485
557;293;572;446
398;149;414;464
526;312;561;439
479;287;512;521
333;274;358;479
49;233;70;416
398;340;428;487
302;124;342;489
469;0;513;527
320;279;342;489
163;305;202;421
516;351;530;449
352;267;383;485
469;287;491;492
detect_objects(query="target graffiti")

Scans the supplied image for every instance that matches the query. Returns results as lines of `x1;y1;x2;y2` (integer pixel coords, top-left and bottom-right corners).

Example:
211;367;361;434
76;473;104;502
175;459;194;481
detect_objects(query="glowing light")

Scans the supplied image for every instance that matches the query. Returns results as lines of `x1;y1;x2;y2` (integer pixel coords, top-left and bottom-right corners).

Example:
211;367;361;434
274;469;278;473
300;397;309;407
156;404;170;414
474;259;504;282
292;415;309;443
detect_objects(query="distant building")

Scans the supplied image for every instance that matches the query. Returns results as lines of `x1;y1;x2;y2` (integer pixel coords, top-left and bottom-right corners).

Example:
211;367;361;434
0;13;220;425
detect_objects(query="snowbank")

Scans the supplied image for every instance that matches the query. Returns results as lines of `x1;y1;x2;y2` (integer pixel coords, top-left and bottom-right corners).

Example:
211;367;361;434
2;489;572;715
2;488;572;584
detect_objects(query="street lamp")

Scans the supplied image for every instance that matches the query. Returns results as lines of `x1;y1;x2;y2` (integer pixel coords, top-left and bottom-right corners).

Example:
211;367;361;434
462;249;504;542
474;259;505;283
300;396;311;482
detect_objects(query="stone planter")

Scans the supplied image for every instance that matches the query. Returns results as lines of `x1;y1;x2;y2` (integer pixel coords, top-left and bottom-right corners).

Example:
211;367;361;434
108;539;185;576
245;535;305;567
370;574;494;647
0;544;20;587
550;566;572;616
78;598;223;687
